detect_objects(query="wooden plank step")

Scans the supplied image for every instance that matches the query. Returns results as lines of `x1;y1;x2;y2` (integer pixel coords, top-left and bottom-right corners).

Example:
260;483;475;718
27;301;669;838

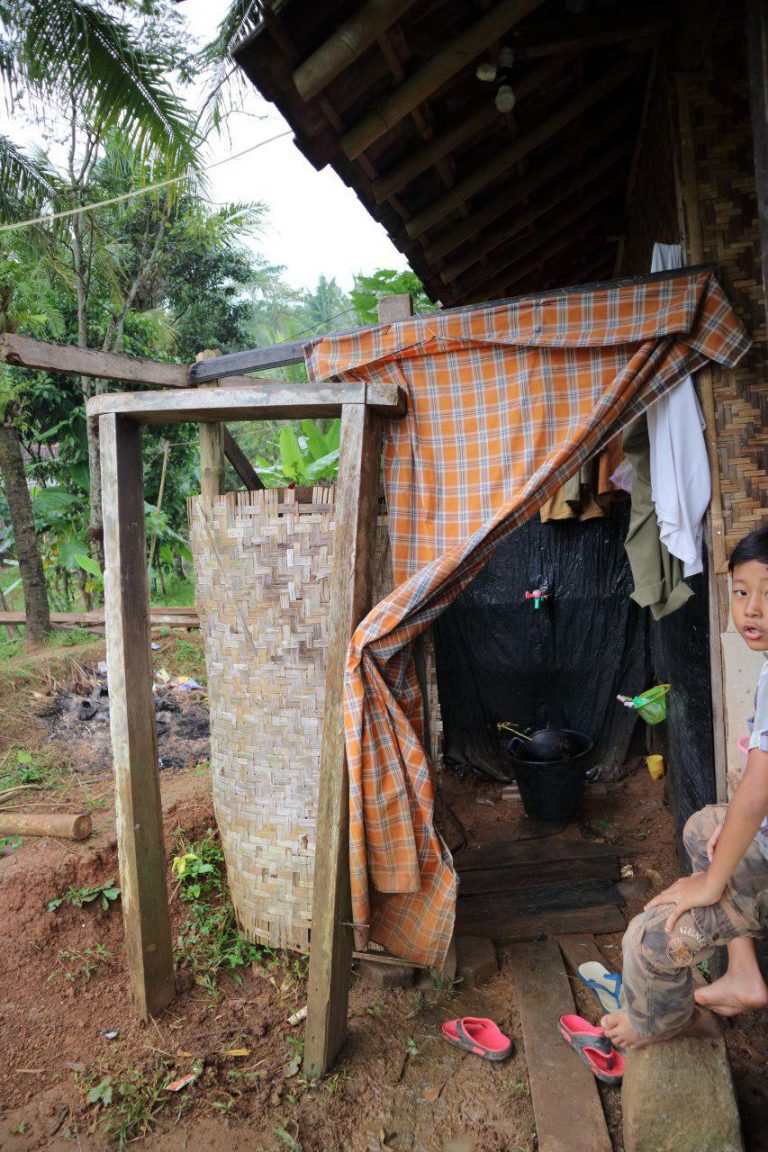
458;879;623;925
457;902;626;943
509;940;613;1152
457;854;620;896
558;932;623;977
454;837;619;872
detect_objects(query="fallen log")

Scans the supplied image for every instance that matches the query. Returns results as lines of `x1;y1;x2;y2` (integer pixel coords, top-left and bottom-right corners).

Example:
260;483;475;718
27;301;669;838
0;811;92;840
0;609;199;629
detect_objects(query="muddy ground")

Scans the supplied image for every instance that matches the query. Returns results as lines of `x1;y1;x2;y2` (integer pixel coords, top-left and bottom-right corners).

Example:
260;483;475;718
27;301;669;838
0;636;767;1152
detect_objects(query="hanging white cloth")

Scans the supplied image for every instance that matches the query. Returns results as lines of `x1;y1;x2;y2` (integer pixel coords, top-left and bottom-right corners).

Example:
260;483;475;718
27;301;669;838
647;243;711;576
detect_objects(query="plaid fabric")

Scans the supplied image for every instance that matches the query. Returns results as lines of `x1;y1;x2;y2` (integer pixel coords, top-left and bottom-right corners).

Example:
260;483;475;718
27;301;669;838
305;270;750;968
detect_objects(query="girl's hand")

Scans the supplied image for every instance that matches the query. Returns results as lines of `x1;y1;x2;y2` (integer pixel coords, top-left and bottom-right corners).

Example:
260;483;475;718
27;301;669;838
644;872;725;932
706;821;723;863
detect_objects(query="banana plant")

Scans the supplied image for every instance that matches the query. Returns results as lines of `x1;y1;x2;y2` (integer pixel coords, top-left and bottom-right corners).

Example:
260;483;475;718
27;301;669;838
253;419;341;488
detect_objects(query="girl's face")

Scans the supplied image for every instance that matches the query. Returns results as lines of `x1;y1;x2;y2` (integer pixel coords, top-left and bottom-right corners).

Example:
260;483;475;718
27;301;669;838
732;559;768;651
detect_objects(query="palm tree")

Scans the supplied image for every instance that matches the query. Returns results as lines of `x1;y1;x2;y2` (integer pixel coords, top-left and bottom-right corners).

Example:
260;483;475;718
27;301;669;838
0;0;199;645
0;1;197;220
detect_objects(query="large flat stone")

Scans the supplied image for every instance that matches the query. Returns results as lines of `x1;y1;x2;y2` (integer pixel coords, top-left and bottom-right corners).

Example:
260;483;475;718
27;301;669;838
622;1029;744;1152
455;935;497;989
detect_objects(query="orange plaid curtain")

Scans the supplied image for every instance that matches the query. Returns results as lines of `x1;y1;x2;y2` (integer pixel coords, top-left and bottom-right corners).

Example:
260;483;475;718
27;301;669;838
305;270;749;968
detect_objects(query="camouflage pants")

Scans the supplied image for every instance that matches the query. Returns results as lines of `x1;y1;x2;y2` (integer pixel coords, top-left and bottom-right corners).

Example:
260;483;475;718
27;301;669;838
622;804;768;1037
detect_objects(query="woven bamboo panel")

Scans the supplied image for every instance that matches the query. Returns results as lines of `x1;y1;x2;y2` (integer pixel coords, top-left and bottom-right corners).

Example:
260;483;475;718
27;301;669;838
189;486;441;951
681;24;768;551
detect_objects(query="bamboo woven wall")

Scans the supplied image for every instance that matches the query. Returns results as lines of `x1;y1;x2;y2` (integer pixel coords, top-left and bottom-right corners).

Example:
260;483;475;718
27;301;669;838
188;486;441;951
679;19;768;551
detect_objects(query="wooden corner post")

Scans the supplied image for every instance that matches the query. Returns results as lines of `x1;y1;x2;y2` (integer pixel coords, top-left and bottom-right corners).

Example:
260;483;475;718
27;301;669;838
304;292;409;1077
303;401;383;1077
100;413;175;1018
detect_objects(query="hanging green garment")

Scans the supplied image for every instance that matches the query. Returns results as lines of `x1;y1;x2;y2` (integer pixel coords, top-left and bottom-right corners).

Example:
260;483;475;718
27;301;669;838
622;415;694;620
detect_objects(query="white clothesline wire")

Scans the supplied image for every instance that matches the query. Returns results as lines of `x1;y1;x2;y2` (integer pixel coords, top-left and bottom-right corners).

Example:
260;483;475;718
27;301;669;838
0;129;293;235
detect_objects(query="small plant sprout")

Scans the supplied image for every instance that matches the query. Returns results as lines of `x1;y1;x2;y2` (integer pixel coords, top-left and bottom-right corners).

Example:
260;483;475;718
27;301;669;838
47;880;120;913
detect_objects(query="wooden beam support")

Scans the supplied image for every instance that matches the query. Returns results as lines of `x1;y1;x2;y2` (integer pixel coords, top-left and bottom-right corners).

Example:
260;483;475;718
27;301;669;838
1;333;188;388
516;21;664;59
438;141;630;283
304;401;383;1077
224;428;264;490
458;176;623;297
86;382;407;424
196;351;225;504
462;217;608;304
340;0;545;160
294;0;419;100
406;55;642;239
370;58;562;203
423;106;628;263
100;413;175;1020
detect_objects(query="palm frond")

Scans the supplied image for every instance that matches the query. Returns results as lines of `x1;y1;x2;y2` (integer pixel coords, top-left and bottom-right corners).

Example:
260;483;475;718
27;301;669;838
0;135;59;222
10;0;198;174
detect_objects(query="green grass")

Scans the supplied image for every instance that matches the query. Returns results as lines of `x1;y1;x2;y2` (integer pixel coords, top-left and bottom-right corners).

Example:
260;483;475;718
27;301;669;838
171;635;207;682
151;573;195;607
79;1056;194;1149
172;829;263;990
0;747;68;794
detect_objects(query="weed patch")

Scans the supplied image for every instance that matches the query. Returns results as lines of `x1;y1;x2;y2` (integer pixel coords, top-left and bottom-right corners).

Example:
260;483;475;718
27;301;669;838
0;748;67;794
49;944;114;985
47;879;120;913
79;1056;193;1149
172;829;262;989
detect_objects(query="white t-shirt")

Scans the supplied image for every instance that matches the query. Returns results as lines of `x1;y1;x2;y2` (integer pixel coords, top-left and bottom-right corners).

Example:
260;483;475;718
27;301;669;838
746;655;768;858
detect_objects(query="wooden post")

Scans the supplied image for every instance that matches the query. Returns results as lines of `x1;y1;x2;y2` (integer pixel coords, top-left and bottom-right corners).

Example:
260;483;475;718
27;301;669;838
100;413;175;1019
196;351;225;502
673;73;729;802
303;400;383;1077
147;439;170;570
748;0;768;334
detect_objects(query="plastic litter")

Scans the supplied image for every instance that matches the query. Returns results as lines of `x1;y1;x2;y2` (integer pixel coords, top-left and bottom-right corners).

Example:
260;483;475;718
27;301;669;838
165;1072;197;1093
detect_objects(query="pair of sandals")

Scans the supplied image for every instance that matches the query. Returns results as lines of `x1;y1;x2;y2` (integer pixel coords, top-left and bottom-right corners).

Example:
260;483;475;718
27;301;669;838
559;961;626;1085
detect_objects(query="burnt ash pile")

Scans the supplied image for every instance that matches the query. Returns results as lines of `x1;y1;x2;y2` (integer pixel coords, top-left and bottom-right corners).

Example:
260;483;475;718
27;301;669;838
35;667;210;774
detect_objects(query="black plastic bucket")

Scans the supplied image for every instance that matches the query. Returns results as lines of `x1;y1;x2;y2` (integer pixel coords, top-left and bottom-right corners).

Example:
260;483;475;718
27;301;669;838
503;729;593;822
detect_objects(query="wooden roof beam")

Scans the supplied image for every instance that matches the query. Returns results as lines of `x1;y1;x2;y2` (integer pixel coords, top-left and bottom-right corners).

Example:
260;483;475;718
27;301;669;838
369;57;562;203
0;333;188;388
458;175;623;296
293;0;421;101
438;139;631;283
423;104;628;263
405;54;642;239
340;0;546;160
515;21;665;59
463;222;605;304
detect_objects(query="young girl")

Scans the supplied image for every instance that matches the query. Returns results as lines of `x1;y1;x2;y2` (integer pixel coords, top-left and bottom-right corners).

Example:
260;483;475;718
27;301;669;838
602;527;768;1049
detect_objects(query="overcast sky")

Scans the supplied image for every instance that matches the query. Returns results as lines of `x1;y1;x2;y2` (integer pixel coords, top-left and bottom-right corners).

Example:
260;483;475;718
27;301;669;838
170;2;410;293
3;3;410;294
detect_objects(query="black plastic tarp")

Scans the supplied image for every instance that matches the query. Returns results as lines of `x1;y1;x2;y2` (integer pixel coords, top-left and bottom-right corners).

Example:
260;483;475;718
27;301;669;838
433;502;651;780
649;566;716;858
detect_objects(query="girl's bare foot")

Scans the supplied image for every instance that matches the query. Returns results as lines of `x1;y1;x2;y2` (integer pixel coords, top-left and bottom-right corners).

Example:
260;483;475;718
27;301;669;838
600;1010;698;1049
694;973;768;1016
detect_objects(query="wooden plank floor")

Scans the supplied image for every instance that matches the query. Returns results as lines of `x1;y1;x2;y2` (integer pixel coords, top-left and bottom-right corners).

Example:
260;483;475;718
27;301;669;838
509;940;613;1152
454;836;625;943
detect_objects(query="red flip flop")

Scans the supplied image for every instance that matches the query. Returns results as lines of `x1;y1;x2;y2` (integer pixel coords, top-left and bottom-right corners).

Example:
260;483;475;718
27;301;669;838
558;1014;625;1085
441;1019;467;1052
454;1017;513;1061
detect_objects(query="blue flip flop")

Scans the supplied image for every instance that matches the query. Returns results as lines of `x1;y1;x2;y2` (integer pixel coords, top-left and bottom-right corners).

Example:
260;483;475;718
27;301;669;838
577;961;625;1013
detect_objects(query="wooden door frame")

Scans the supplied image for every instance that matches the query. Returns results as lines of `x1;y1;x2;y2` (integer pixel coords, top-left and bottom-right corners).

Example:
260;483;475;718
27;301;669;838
88;379;406;1074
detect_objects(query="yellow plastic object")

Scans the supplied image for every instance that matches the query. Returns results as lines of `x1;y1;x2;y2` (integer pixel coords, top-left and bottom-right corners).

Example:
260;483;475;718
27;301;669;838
646;754;665;780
